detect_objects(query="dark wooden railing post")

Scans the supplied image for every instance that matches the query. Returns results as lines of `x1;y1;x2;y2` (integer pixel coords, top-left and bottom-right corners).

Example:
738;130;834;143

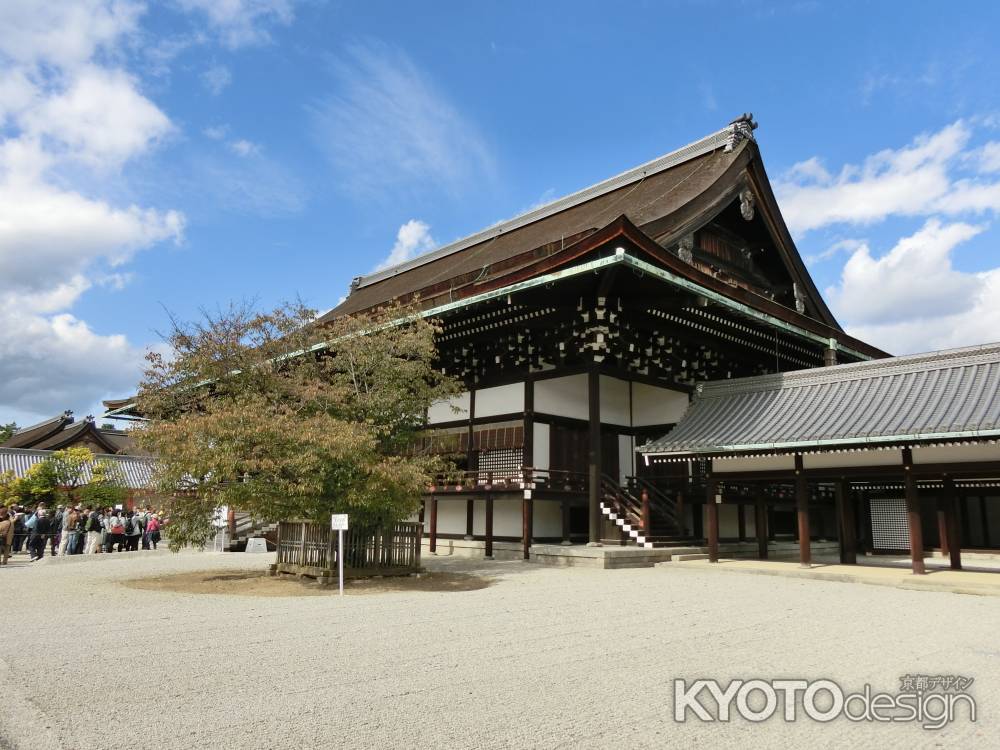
641;488;651;535
300;521;307;567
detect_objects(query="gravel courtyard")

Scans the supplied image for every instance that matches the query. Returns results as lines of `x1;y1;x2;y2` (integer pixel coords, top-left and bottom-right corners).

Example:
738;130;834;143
1;551;997;749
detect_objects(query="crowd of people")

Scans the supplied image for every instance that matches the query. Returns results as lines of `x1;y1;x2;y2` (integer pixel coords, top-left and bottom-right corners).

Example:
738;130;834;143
0;504;165;565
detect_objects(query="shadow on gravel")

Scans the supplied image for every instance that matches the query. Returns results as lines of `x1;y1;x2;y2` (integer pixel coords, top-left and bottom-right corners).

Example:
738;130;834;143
121;570;493;597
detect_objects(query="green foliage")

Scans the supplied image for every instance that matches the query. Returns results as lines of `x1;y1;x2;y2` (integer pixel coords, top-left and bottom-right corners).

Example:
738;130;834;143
0;422;17;443
0;469;19;504
79;460;128;509
136;300;459;550
17;460;59;504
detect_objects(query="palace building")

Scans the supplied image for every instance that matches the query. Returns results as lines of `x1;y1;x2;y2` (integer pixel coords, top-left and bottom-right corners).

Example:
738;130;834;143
105;116;999;571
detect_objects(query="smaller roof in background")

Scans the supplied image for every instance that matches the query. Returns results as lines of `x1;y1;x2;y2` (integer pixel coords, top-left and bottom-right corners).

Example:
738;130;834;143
640;342;1000;457
0;448;153;489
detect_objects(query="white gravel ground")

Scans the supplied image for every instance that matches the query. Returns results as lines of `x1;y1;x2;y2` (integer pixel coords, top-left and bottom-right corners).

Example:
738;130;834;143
1;550;997;749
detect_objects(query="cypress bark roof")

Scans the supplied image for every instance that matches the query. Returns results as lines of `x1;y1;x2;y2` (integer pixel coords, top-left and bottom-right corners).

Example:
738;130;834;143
639;343;1000;456
323;119;839;329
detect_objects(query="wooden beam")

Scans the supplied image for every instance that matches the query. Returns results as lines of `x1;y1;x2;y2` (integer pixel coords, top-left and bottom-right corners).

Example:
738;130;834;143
942;477;961;571
706;474;719;563
429;495;438;554
485;494;494;558
754;492;768;560
587;367;602;545
902;448;926;575
836;479;856;565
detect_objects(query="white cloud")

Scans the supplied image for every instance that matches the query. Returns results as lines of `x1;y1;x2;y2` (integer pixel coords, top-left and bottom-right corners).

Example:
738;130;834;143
203;124;229;140
201;63;232;94
0;1;185;422
229;138;260;157
375;220;436;271
827;220;1000;353
776;122;971;234
311;41;496;197
174;0;295;48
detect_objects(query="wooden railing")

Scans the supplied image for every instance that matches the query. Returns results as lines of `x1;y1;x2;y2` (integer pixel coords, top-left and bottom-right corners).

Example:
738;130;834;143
427;467;588;494
274;520;422;578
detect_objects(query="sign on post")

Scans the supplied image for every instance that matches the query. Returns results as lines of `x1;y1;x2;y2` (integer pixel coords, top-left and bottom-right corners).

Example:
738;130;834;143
330;514;349;596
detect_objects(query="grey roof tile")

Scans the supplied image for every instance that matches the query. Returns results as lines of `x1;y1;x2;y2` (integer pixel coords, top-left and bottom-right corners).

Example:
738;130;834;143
640;342;1000;456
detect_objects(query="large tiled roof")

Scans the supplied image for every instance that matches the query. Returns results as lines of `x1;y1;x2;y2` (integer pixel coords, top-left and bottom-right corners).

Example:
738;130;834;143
326;124;754;318
640;343;1000;456
0;448;154;489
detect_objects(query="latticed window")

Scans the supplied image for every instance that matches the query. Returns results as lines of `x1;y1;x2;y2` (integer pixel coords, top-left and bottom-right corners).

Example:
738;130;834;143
869;497;910;552
477;448;523;482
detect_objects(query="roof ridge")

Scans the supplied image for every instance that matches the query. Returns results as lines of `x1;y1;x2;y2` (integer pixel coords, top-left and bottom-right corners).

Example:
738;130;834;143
352;121;753;291
695;341;1000;398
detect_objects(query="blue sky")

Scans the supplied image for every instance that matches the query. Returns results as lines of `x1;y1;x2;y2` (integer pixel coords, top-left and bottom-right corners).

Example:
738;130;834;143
3;0;1000;426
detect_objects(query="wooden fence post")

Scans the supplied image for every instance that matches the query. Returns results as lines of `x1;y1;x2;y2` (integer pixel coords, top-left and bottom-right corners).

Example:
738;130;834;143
300;521;307;567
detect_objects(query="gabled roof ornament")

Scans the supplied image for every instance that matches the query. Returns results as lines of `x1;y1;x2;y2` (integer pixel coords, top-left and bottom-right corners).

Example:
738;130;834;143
725;113;758;152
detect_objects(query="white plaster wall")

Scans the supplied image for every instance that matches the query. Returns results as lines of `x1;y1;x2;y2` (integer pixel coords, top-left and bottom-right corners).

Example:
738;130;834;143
912;444;999;464
493;498;522;537
535;373;588;420
631;383;689;426
533;422;550;471
473;498;486;536
718;504;740;538
714;455;796;473
427;391;470;424
599;375;631;426
803;450;902;469
532;501;562;538
476;383;524;418
435;500;467;535
618;434;634;484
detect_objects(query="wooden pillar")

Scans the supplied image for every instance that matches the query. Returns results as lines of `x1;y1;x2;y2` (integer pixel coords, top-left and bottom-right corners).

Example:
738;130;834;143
523;378;534;471
737;503;746;542
429;495;438;554
522;496;532;560
692;499;704;540
466;389;476;472
587;367;602;545
937;495;950;557
464;499;474;540
902;448;926;575
942;477;961;571
835;478;856;564
706;474;719;563
560;501;571;545
859;490;874;555
641;489;651;534
795;454;811;567
485;494;494;558
676;491;686;535
754;492;768;560
980;495;992;548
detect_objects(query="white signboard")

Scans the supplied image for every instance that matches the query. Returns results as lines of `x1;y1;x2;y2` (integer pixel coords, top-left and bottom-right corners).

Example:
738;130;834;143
245;537;268;553
212;505;229;529
330;514;349;531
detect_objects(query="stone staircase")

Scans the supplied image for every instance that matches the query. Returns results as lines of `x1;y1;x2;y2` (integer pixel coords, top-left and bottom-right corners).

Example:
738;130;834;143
222;512;279;551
